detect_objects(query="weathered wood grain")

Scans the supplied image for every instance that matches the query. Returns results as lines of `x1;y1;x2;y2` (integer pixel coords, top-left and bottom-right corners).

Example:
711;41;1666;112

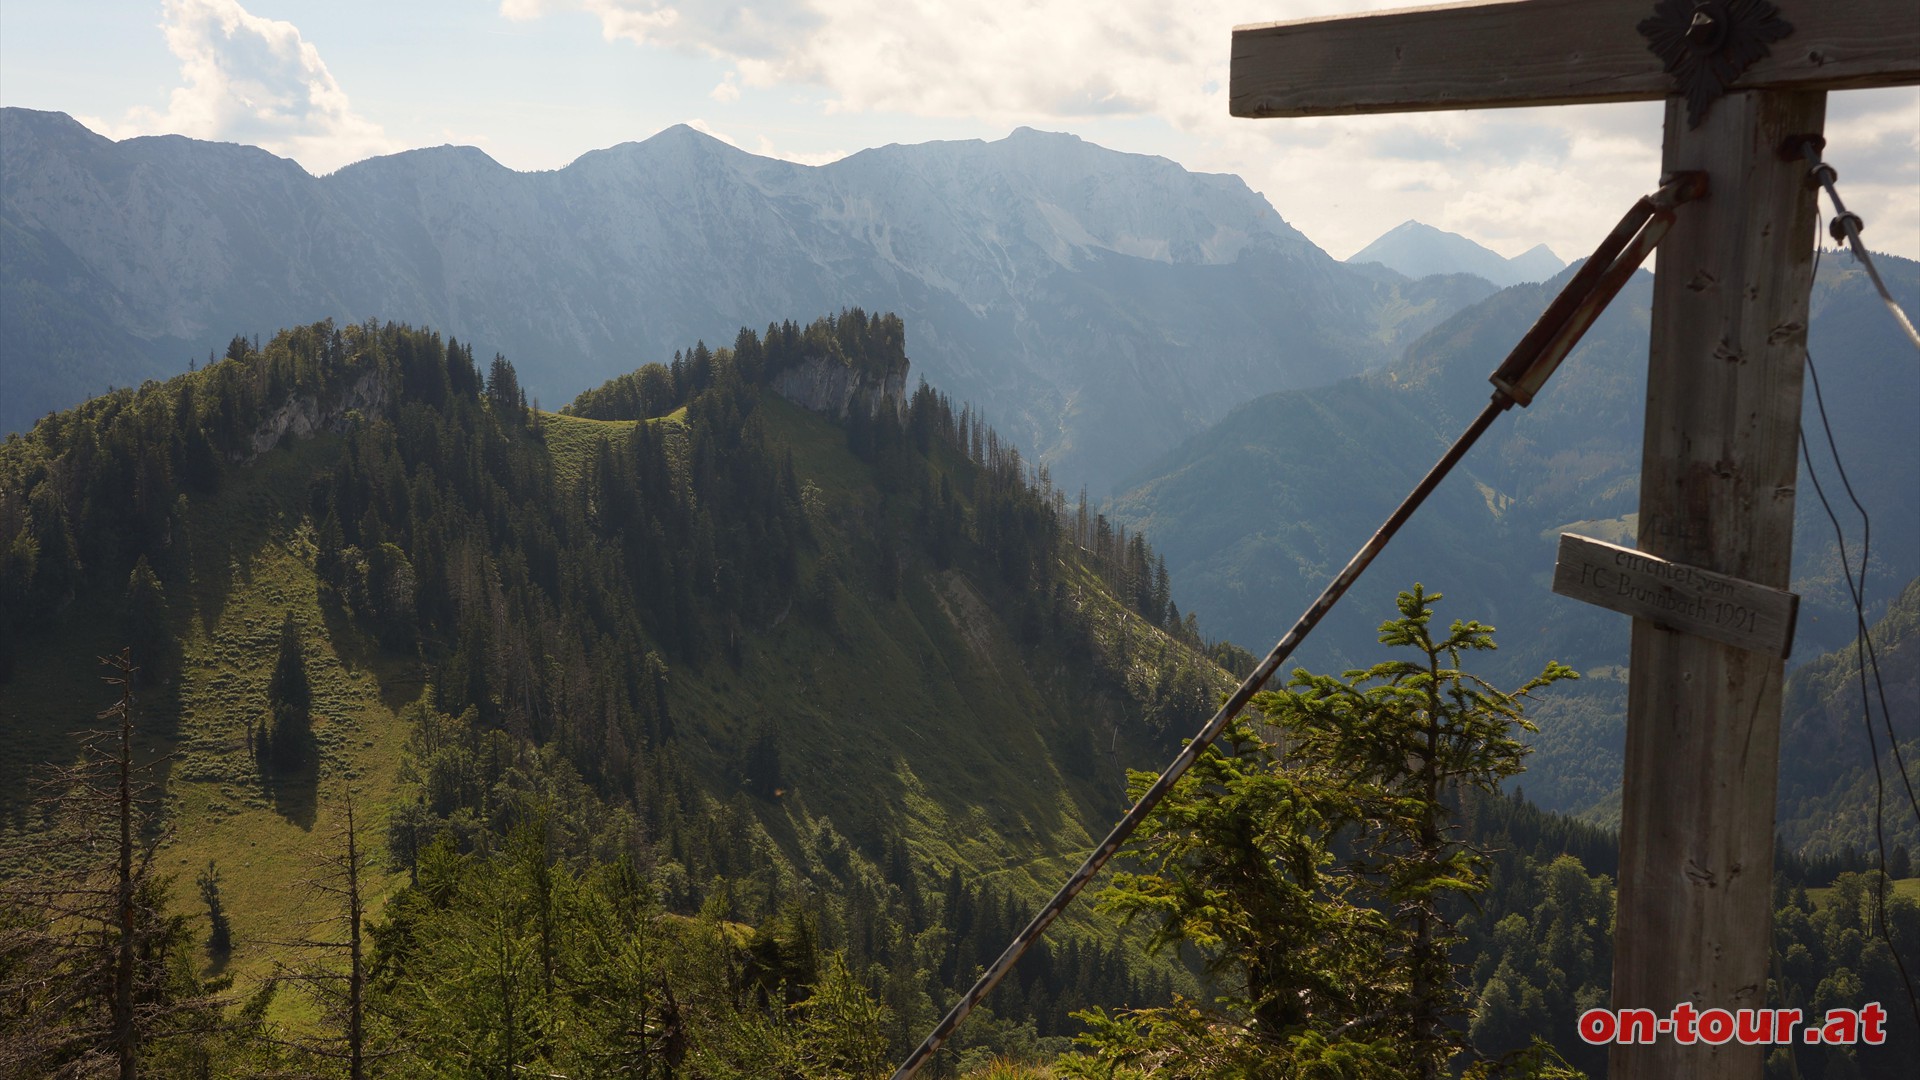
1552;532;1798;657
1608;88;1824;1080
1231;0;1919;117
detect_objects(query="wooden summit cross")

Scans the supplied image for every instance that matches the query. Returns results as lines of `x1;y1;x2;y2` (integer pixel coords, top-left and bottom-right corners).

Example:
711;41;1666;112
1231;1;1919;1075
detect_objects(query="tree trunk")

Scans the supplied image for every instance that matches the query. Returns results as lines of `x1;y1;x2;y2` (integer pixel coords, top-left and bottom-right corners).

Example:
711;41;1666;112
112;648;137;1080
1412;646;1444;1080
346;798;365;1080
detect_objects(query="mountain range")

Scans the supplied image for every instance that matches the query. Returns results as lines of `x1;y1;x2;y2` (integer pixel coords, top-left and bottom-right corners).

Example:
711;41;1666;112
1;108;1495;492
5;98;1918;1066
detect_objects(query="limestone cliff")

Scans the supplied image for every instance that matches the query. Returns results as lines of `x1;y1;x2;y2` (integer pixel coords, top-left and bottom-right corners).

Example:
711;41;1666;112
769;355;906;419
241;367;390;461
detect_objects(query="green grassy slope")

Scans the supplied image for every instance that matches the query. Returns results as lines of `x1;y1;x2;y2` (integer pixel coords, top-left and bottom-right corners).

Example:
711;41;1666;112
1807;877;1920;910
1776;576;1920;858
704;394;1229;905
0;435;413;1015
538;410;637;486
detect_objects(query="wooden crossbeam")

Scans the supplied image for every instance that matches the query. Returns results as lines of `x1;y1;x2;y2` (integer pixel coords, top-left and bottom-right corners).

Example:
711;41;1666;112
1232;0;1920;117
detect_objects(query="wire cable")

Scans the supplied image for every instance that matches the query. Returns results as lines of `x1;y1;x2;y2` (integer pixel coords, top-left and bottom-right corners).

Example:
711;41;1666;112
1801;141;1920;352
1803;233;1920;835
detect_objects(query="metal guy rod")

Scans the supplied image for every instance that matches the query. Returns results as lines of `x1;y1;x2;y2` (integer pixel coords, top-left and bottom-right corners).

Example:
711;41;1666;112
891;176;1702;1079
1799;140;1920;350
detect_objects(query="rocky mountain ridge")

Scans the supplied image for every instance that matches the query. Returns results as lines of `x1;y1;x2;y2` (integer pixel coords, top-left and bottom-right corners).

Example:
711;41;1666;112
2;109;1491;490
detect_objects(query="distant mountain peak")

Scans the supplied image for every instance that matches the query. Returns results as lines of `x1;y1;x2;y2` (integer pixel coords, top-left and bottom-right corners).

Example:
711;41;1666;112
0;106;102;139
370;143;502;166
1507;243;1568;282
1347;220;1564;288
597;124;718;161
645;122;727;145
1005;126;1085;144
329;142;508;185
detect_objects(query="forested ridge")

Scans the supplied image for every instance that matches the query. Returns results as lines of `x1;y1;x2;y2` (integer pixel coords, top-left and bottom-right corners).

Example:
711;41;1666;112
1;312;1913;1076
0;310;1229;1075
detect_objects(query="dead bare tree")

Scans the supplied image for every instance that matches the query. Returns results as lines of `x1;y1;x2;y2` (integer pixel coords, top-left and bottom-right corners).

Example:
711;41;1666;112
0;648;222;1079
274;790;386;1079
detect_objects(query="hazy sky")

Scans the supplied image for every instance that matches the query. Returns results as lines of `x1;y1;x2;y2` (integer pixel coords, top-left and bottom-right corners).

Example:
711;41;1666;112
3;0;1915;261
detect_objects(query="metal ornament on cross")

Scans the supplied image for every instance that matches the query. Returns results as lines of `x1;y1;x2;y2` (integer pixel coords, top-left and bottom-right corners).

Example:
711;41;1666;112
1231;2;1920;1077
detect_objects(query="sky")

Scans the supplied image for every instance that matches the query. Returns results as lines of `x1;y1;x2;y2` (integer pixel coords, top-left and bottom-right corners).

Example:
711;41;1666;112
2;0;1915;262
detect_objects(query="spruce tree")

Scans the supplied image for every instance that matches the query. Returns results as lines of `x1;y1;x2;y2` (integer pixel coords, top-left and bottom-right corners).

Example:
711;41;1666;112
280;793;377;1079
1262;585;1575;1077
1083;586;1575;1077
0;650;225;1077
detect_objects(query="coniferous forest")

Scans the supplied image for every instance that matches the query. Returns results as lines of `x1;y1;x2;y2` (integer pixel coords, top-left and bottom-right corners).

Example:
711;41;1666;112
2;312;1914;1077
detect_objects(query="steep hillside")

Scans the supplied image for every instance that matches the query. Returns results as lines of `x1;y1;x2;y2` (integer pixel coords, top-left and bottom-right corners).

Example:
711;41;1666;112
1776;577;1920;858
0;312;1231;1060
1114;252;1920;816
1;109;1492;490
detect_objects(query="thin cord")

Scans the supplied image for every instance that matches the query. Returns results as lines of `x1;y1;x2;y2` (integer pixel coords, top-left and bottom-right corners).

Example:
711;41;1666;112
1796;389;1920;1033
1804;232;1920;835
1796;230;1920;1028
1802;345;1920;833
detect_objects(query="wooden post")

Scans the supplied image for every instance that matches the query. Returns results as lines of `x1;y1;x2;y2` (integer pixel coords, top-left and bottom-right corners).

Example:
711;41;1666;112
1611;87;1824;1076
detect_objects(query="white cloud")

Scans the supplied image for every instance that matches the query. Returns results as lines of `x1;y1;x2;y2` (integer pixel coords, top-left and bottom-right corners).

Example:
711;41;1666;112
86;0;393;174
751;135;844;167
503;0;1919;260
683;116;741;148
1820;88;1920;261
503;1;818;62
497;3;1455;127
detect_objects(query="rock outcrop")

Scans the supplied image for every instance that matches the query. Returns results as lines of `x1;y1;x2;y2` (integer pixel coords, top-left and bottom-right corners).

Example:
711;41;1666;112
770;356;906;420
242;368;390;461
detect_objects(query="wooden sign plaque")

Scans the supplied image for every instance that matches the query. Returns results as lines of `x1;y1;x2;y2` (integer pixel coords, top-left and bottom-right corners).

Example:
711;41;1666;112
1551;533;1799;657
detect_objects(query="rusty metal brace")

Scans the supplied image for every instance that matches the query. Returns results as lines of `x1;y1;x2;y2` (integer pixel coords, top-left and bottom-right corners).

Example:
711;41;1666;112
890;171;1709;1079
